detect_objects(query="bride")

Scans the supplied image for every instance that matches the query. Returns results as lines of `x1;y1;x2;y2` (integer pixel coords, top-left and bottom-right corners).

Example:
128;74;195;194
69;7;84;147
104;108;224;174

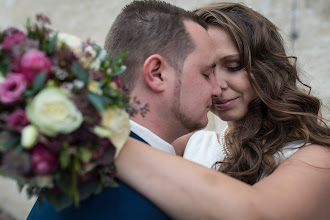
115;2;330;219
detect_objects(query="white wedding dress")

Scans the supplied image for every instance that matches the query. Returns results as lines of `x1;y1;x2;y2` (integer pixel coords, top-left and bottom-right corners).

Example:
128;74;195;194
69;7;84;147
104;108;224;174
183;130;310;178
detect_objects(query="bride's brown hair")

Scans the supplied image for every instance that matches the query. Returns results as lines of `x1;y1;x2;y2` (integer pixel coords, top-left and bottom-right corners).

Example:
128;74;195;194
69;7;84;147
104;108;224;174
194;2;330;184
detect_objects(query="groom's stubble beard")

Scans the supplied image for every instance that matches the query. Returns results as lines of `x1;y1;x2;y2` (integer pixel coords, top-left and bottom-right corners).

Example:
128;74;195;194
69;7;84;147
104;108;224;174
171;76;206;134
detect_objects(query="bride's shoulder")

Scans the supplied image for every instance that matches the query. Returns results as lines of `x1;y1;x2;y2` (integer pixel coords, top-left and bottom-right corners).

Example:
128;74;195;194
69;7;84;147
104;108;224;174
289;144;330;168
190;130;218;139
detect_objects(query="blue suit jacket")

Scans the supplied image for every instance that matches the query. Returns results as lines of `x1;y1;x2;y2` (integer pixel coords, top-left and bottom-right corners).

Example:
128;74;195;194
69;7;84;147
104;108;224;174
27;131;170;220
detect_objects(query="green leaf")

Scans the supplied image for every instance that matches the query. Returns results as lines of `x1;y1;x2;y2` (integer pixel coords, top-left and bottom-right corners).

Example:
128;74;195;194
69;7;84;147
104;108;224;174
94;183;103;194
73;157;81;172
87;92;105;112
112;56;120;67
112;65;126;77
79;148;92;163
102;50;112;68
73;62;88;85
32;71;46;93
78;181;99;201
0;63;9;76
0;136;20;151
22;89;35;97
48;31;58;53
120;50;129;59
0;31;4;42
59;145;70;169
69;172;79;207
42;189;73;211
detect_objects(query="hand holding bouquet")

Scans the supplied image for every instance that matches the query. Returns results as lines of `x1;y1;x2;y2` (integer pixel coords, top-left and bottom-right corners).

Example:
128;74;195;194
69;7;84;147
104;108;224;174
0;14;141;211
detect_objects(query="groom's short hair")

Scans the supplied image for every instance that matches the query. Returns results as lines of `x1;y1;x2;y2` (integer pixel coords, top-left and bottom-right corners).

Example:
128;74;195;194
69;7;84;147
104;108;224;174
104;0;207;94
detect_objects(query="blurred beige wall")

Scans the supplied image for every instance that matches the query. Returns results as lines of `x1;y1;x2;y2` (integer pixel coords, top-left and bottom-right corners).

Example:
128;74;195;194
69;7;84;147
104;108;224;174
0;0;329;219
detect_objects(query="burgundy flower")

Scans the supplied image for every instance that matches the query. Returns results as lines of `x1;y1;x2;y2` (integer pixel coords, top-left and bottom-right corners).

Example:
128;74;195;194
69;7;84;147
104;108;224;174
20;49;52;83
31;144;58;175
6;109;29;132
0;73;27;104
1;32;26;50
3;27;23;36
113;76;121;88
11;55;22;72
36;13;51;25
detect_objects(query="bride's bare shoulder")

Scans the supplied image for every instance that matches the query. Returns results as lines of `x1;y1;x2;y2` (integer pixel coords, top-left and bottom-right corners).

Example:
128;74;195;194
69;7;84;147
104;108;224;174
289;144;330;168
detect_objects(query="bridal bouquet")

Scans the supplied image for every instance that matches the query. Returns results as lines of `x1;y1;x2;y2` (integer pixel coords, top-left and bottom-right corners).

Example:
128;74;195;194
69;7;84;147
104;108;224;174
0;14;138;211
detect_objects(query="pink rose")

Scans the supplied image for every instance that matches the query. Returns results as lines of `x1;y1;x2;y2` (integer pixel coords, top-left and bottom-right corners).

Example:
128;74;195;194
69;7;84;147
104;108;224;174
20;49;52;83
31;144;58;175
6;109;29;132
1;32;26;50
0;73;27;104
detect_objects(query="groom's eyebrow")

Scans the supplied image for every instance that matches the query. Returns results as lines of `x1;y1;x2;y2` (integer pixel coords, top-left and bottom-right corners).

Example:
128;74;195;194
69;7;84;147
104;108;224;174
200;62;216;74
211;63;216;69
207;63;216;72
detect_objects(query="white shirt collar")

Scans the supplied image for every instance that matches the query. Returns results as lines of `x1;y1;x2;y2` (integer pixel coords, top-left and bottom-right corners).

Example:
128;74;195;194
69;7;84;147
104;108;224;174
129;120;176;155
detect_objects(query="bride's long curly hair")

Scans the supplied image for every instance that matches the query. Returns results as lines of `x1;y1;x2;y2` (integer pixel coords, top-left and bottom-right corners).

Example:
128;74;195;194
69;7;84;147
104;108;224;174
194;2;330;185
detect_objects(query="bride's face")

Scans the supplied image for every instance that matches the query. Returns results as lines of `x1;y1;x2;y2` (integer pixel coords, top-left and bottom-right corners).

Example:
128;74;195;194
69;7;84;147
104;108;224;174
208;26;257;125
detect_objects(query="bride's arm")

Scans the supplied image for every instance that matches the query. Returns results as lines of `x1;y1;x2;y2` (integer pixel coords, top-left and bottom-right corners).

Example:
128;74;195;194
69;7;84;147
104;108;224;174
116;137;330;220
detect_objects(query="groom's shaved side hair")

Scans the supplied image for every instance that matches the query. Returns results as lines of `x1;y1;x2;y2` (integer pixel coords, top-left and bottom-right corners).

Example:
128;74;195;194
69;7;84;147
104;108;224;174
104;0;207;93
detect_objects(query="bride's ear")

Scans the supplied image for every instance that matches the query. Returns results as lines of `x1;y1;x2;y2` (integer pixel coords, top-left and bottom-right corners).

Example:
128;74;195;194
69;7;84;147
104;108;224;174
142;54;167;92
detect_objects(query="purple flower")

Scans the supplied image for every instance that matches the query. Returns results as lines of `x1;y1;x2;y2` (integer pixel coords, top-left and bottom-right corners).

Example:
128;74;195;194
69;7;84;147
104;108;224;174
31;144;58;175
6;109;29;132
1;32;26;50
0;73;27;104
20;49;52;83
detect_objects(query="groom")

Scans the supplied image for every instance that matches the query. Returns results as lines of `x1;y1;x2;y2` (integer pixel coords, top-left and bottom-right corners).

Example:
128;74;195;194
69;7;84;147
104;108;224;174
27;1;220;219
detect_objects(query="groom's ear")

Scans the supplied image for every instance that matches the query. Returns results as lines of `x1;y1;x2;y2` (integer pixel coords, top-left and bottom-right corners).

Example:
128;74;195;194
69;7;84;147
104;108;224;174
142;54;168;93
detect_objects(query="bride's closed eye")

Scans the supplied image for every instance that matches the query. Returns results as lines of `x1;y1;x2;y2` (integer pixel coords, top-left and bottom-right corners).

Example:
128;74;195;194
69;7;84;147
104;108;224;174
226;65;242;72
225;61;242;72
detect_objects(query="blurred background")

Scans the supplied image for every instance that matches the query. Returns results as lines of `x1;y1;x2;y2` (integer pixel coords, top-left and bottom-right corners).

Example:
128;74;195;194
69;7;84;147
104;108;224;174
0;0;329;219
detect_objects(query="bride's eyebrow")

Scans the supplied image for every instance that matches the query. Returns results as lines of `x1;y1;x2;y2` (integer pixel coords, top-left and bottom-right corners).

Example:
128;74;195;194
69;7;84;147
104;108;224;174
219;54;240;61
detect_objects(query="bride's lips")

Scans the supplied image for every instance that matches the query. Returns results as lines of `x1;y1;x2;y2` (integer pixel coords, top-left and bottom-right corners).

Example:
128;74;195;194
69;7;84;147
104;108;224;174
213;98;237;109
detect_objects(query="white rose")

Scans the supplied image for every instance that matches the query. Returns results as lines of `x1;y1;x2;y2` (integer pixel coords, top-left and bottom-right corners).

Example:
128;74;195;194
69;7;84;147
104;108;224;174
21;125;38;149
56;32;101;70
57;32;83;55
99;108;130;157
26;87;83;137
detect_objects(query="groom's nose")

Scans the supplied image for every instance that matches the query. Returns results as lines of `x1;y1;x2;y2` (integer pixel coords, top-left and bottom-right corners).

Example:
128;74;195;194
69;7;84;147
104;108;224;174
210;73;221;97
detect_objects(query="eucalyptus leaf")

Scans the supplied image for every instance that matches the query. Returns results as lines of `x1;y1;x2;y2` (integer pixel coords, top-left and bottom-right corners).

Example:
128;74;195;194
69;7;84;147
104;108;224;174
112;56;120;67
0;136;20;151
94;183;103;194
43;189;73;211
78;181;99;201
73;62;88;85
87;92;105;112
32;71;46;93
112;65;126;77
48;31;58;53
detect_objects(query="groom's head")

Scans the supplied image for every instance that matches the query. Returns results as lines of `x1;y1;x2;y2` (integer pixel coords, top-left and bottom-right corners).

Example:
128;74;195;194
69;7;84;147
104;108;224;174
104;0;220;142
